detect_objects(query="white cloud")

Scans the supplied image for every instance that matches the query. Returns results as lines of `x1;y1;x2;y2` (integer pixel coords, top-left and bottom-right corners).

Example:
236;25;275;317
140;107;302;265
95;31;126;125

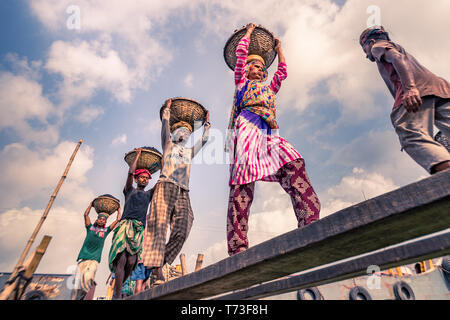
28;0;450;120
4;53;43;81
197;183;303;268
46;40;133;107
196;215;292;270
184;73;194;88
243;166;400;233
0;205;112;290
16;0;449;294
195;0;450;122
111;133;127;146
0;141;95;209
0;71;57;145
30;1;181;108
197;167;400;269
75;105;105;124
0;207;82;269
320;167;399;217
29;0;192;35
140;117;163;136
28;0;450;126
329;130;427;184
196;241;228;268
0;139;98;285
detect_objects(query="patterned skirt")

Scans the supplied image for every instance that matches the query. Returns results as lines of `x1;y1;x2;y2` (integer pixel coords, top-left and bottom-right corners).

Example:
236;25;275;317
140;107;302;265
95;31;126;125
108;219;144;273
228;110;302;185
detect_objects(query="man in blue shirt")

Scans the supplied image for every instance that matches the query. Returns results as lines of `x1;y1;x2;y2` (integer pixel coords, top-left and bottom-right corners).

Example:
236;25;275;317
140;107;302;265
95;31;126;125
108;148;155;299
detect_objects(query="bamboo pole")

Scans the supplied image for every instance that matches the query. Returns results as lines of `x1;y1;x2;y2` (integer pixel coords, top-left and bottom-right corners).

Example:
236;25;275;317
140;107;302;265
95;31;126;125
0;139;83;300
195;254;204;272
179;254;187;276
15;235;52;300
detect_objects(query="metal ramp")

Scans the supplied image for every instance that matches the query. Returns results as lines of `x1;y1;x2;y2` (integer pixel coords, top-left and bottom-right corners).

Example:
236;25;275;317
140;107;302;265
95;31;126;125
128;170;450;300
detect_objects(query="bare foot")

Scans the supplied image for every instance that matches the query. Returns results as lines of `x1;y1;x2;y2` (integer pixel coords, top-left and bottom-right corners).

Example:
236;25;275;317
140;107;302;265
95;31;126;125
431;161;450;174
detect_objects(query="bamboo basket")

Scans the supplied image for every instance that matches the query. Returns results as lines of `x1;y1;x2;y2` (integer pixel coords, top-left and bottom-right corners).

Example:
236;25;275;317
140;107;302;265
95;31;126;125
150;264;183;287
93;194;120;216
223;25;277;71
159;97;207;131
124;147;162;174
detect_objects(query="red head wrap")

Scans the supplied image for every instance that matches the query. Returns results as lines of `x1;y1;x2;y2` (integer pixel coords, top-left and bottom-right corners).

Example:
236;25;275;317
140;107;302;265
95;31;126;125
134;169;151;179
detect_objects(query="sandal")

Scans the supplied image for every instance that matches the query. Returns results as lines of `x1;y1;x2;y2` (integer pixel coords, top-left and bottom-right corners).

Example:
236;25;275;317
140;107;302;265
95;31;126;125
153;279;165;286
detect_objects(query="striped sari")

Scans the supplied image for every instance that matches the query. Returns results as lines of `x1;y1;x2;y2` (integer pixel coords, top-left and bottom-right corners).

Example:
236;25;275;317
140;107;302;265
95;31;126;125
226;36;320;256
229;109;301;185
108;219;144;273
227;36;301;186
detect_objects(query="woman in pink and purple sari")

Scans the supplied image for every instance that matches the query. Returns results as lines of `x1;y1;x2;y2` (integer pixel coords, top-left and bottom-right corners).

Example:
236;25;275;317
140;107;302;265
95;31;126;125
225;23;321;256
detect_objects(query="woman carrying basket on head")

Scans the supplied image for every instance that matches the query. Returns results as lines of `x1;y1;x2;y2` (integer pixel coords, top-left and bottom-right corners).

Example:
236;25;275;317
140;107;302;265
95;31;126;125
225;23;321;256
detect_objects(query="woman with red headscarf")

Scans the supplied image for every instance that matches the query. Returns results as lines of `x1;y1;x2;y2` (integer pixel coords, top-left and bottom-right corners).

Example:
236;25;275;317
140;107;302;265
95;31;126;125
108;148;154;299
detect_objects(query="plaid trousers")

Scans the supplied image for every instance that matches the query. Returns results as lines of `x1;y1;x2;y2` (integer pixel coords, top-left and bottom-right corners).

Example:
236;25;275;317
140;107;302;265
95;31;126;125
142;181;194;268
227;158;321;256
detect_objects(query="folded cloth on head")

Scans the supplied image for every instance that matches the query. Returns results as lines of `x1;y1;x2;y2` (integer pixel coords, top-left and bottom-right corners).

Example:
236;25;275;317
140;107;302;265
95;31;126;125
246;54;265;65
134;169;151;178
97;213;109;220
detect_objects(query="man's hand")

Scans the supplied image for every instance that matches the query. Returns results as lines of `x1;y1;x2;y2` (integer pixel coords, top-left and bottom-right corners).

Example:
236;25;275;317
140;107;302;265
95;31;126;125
128;147;143;177
165;98;172;109
110;206;122;231
134;147;143;161
162;98;172;120
162;108;170;120
204;110;210;128
403;88;422;113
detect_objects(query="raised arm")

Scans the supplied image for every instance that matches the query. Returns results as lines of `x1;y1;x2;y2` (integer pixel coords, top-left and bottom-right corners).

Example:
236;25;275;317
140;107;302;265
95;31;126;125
274;38;286;64
192;111;211;158
125;148;142;192
269;38;288;94
84;201;93;227
235;23;255;85
161;98;172;151
108;206;122;230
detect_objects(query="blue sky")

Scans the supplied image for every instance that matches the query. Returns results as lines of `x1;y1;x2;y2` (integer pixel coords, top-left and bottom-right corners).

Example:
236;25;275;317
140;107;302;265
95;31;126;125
1;0;449;298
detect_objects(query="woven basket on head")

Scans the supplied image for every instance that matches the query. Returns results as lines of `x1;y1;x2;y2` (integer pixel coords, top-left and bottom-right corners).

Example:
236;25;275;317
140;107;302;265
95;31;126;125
93;194;120;216
223;25;277;71
124;146;162;174
159;97;207;131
